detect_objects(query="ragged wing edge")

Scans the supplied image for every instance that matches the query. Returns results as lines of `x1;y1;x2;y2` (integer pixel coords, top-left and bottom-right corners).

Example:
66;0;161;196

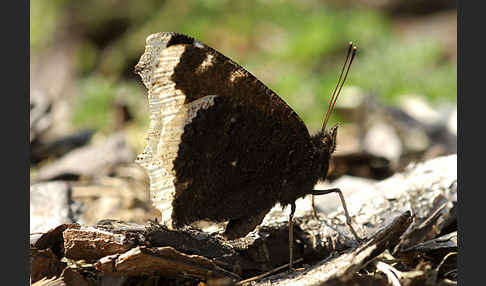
135;33;216;227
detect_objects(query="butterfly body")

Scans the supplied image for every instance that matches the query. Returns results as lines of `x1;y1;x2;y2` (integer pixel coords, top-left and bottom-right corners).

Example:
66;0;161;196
135;32;338;240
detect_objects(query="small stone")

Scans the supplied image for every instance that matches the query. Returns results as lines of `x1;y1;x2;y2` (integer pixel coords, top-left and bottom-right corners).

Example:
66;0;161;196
30;181;75;233
399;95;441;125
363;122;402;164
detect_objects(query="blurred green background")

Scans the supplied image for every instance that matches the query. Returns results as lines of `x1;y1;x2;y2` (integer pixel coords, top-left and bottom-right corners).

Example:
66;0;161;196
30;0;456;141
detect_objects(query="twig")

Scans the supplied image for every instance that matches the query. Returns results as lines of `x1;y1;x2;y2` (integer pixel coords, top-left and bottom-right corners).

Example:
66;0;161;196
235;258;304;285
375;261;402;286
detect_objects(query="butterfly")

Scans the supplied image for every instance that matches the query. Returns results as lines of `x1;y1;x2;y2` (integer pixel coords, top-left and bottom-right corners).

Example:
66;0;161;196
134;32;360;269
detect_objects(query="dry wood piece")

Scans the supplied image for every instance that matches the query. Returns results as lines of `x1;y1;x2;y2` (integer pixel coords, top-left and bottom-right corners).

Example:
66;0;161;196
30;248;67;284
63;227;138;261
30;224;81;284
58;267;92;286
398;231;457;271
403;231;457;253
31;276;66;286
61;220;259;275
95;246;241;280
31;223;81;256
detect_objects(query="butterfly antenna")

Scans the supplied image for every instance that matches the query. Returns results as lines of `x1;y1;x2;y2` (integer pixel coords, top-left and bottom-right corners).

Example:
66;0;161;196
331;46;357;121
321;43;357;133
321;42;352;133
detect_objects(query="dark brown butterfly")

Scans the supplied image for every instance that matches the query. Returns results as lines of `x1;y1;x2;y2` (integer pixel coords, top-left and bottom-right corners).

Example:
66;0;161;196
134;32;360;269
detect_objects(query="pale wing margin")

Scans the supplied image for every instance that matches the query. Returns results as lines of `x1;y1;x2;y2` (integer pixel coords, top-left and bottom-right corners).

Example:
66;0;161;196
135;36;217;228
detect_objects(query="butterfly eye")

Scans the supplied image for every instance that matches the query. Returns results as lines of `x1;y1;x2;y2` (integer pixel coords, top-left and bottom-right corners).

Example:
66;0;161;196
134;64;143;74
329;125;338;153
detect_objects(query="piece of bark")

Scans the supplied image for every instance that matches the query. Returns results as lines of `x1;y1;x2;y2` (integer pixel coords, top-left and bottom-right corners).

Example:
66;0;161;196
31;223;80;257
95;246;241;280
63;225;140;261
34;132;135;182
61;220;257;276
30;248;67;284
437;201;457;235
399;193;455;250
59;267;92;286
398;231;457;263
373;232;457;286
144;223;255;269
30;223;81;283
31;276;67;286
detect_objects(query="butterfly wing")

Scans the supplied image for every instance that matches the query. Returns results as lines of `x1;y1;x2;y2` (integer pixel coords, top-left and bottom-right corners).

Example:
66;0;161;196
135;33;313;232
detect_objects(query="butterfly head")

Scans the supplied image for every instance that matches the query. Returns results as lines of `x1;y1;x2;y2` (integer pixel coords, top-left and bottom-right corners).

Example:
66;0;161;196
310;125;338;182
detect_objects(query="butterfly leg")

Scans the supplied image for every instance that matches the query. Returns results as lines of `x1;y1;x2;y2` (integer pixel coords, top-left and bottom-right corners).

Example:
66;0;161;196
288;201;296;271
313;188;362;242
